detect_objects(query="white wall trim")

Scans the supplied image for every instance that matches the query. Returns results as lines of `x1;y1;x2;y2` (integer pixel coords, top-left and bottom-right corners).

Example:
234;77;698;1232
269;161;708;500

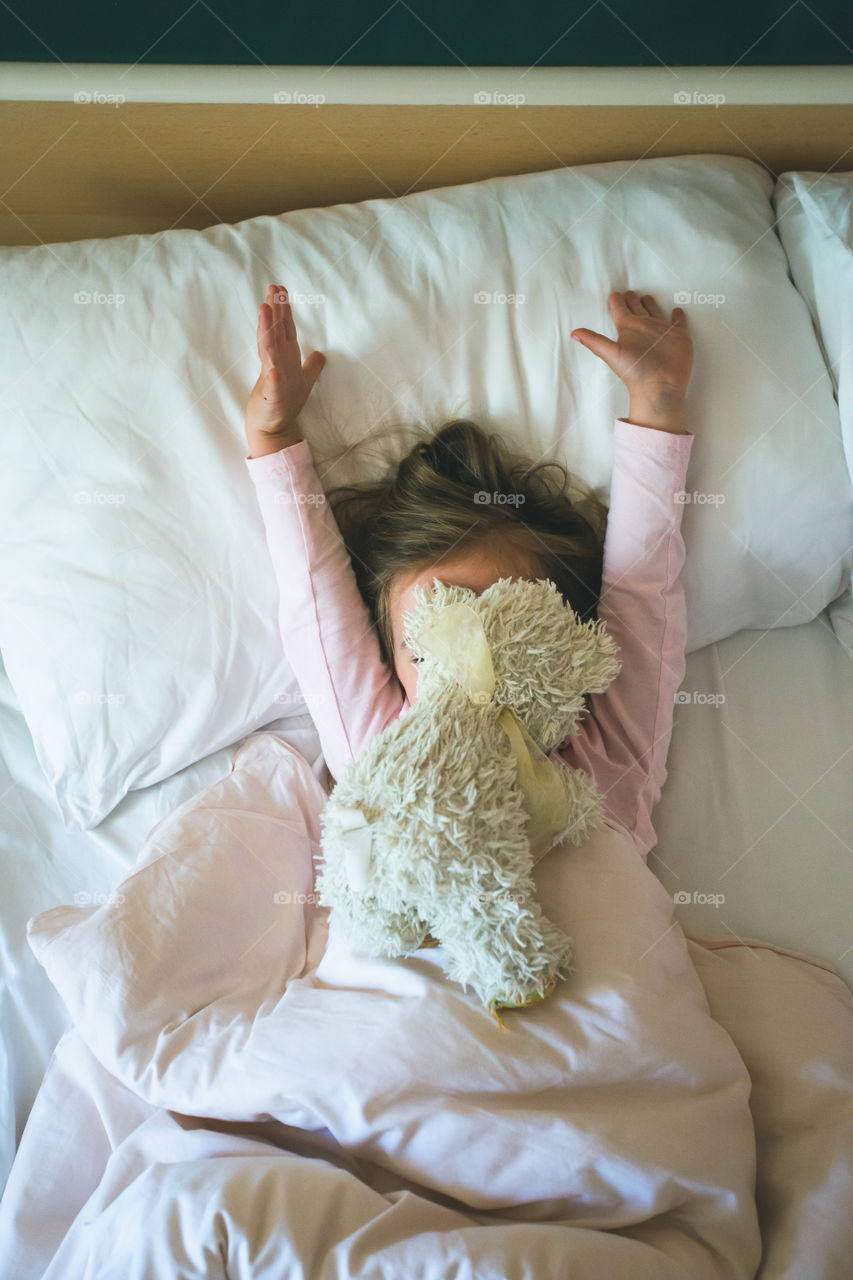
1;62;852;105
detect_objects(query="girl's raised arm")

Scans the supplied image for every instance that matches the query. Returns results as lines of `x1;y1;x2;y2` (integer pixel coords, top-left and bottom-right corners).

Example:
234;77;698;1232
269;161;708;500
560;291;696;858
557;419;694;860
244;286;406;785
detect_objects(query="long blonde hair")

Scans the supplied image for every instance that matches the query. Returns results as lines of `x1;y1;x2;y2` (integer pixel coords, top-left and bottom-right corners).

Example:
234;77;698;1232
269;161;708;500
321;418;609;670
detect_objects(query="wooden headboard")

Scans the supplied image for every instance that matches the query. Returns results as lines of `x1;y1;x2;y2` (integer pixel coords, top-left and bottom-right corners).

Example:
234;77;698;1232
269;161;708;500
2;63;852;246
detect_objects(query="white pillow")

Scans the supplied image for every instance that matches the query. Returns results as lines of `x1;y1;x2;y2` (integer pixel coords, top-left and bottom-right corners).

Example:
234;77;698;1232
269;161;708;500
772;171;853;654
772;171;853;434
1;153;850;830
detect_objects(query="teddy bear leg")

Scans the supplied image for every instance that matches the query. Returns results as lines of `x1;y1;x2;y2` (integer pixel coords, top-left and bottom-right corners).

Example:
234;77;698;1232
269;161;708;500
375;905;431;955
431;879;573;1010
339;895;430;958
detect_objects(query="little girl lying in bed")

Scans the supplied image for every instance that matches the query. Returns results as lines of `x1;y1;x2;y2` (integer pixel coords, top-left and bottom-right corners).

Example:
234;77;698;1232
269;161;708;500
243;284;694;863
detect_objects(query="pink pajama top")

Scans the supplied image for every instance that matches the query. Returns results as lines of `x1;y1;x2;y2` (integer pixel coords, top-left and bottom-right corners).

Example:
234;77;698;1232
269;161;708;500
246;418;694;861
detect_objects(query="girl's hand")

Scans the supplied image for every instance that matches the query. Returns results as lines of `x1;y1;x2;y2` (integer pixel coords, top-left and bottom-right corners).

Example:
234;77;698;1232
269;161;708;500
245;285;326;456
571;291;693;426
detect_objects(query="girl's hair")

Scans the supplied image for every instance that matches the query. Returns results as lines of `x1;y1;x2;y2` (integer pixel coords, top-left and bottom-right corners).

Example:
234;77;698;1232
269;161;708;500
320;418;609;672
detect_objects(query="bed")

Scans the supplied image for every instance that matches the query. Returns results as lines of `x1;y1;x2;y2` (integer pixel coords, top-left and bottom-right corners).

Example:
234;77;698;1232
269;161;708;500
0;61;852;1279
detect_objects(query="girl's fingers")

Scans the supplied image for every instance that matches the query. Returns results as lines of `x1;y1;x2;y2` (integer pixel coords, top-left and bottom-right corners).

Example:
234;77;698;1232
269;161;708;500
258;303;272;356
611;289;675;324
258;303;283;368
271;285;297;344
259;290;293;350
672;306;687;325
571;327;620;367
302;350;326;390
641;294;665;318
259;286;322;384
608;291;632;321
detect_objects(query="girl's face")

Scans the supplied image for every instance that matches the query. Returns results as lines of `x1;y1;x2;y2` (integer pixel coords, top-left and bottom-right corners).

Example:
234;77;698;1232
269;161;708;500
388;543;539;706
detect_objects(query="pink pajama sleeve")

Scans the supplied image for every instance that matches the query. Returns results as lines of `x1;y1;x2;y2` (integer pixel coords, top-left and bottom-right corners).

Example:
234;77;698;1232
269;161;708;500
558;418;694;859
245;440;406;786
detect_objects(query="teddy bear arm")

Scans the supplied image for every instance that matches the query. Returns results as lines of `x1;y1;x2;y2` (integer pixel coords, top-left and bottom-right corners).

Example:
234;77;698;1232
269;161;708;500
553;764;606;846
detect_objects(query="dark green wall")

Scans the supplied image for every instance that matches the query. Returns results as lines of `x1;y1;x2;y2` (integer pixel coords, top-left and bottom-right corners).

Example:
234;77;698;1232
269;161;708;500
1;0;851;66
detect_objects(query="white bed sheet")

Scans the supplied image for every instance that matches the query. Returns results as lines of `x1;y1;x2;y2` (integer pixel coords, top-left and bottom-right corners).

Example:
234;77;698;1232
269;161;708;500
1;605;851;1200
650;602;853;972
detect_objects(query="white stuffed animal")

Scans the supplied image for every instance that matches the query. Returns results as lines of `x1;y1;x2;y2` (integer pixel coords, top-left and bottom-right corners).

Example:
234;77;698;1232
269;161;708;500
317;576;621;1019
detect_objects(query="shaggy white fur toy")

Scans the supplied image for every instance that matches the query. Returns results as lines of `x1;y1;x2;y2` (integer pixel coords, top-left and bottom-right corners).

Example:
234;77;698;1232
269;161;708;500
317;576;622;1020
